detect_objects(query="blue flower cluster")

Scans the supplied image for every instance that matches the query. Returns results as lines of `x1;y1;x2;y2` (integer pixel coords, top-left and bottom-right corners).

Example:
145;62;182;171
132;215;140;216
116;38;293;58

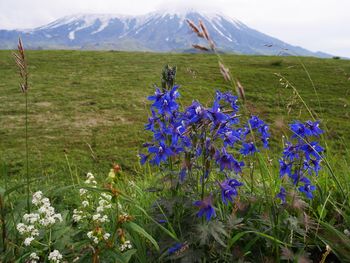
141;85;270;221
277;120;324;201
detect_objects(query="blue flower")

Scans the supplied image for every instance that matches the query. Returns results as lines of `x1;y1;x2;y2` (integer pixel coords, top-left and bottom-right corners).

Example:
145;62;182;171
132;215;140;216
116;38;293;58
148;142;173;166
149;86;180;115
208;101;228;126
144;109;158;132
219;178;243;205
147;88;163;102
290;172;310;186
276;187;286;203
290;121;309;138
185;101;209;124
300;141;324;161
240;142;258;156
305;120;323;137
168;243;183;255
258;124;270;148
219;127;242;147
179;168;187;182
305;159;321;176
215;147;244;173
298;183;316;199
282;142;299;161
194;195;216;221
279;159;292;177
244;116;270;148
248;115;265;130
139;153;149;165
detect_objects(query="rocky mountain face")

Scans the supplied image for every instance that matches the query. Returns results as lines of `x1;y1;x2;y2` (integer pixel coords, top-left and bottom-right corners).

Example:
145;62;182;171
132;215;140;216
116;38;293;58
0;11;331;57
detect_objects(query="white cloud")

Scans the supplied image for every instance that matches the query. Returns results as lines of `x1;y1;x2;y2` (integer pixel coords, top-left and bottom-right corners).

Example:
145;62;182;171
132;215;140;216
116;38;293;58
0;0;349;56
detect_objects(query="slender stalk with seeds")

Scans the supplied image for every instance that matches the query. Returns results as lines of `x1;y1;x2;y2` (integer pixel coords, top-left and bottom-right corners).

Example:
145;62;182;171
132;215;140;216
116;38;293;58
13;37;30;213
186;19;245;103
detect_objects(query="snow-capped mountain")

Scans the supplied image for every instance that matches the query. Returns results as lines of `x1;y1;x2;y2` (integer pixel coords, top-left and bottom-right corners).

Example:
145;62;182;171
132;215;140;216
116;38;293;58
0;11;331;57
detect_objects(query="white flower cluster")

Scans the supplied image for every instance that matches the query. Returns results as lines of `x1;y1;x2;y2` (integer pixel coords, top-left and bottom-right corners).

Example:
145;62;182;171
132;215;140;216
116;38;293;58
72;209;84;222
48;249;63;262
85;172;97;185
87;230;110;244
28;252;39;263
17;191;62;247
119;240;132;252
74;173;113;245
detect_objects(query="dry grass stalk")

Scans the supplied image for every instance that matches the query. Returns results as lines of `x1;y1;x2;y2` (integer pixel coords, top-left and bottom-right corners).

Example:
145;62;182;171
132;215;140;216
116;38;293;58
186;19;204;38
199;20;210;41
219;61;231;81
192;44;209;51
13;37;29;93
280;247;294;260
320;245;332;263
236;79;246;101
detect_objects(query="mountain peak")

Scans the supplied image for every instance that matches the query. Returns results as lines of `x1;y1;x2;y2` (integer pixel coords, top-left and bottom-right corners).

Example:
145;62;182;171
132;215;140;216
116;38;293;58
0;10;331;58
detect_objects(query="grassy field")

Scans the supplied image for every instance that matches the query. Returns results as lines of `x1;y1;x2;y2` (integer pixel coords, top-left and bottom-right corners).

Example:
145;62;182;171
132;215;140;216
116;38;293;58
0;50;349;178
1;50;350;262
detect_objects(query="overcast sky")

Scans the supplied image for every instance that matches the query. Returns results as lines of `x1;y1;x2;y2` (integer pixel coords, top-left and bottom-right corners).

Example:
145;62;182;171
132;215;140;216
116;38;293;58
0;0;349;57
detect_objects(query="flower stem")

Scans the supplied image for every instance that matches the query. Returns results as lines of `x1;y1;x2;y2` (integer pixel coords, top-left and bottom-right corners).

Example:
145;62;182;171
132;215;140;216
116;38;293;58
25;91;30;213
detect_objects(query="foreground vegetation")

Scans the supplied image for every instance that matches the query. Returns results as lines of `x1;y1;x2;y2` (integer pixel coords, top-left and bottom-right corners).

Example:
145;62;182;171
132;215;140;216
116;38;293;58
0;47;350;262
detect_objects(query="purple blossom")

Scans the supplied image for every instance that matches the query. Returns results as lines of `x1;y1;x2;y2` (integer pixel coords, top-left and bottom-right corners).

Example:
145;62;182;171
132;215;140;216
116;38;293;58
276;187;286;203
219;178;243;205
148;142;173;165
168;243;184;255
298;184;316;199
194;195;216;221
240;142;258;156
215;147;244;173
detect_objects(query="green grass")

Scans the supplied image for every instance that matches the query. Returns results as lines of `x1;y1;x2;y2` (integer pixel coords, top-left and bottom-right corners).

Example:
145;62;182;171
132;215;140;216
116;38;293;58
1;50;350;262
0;50;349;178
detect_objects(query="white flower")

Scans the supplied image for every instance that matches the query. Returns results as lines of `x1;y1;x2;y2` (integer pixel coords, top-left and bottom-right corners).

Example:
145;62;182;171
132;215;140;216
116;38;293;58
86;172;94;180
54;213;63;222
23;213;40;224
99;215;109;223
72;209;83;222
82;201;89;207
85;173;97;184
103;233;110;240
87;231;93;238
24;236;35;246
344;229;350;237
41;197;50;206
48;250;63;262
92;213;101;221
101;193;112;200
79;188;87;195
87;231;99;244
120;240;132;251
17;223;27;234
32;191;43;205
30;252;39;260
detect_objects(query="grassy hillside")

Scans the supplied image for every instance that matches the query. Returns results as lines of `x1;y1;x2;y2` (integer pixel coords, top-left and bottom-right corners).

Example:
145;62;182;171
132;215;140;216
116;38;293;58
0;50;349;177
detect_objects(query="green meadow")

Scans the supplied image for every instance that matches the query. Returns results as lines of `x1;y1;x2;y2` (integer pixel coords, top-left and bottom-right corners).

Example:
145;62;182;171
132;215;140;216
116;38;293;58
1;50;350;262
0;50;349;176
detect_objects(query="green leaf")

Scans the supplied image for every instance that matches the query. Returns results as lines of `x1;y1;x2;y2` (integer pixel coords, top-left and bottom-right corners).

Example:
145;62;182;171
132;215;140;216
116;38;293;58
121;249;137;262
124;222;159;251
317;205;328;220
133;203;179;241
